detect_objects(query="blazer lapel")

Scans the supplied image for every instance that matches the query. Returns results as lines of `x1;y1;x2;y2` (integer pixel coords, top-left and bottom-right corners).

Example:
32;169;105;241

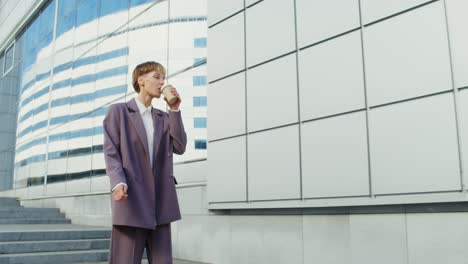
127;99;150;159
152;108;164;168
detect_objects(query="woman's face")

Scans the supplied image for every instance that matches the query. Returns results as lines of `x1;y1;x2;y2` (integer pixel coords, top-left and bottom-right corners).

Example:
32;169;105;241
139;70;165;98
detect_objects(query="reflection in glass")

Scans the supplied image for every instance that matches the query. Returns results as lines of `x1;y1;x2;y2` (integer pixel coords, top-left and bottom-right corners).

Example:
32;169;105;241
56;0;76;38
12;0;208;188
193;76;207;86
193;96;207;107
76;0;98;27
100;0;129;17
193;37;207;48
194;117;207;128
194;139;207;149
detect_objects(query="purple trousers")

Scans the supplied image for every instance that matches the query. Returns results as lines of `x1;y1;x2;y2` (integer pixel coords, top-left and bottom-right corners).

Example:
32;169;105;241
108;224;172;264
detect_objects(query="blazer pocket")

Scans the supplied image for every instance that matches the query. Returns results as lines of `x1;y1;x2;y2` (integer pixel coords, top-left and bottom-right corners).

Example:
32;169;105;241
172;176;178;185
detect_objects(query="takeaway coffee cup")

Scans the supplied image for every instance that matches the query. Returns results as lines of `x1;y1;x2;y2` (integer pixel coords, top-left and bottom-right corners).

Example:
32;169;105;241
161;84;179;105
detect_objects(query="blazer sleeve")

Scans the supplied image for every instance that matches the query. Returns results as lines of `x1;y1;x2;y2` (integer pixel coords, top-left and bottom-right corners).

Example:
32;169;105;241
103;104;127;190
168;110;187;155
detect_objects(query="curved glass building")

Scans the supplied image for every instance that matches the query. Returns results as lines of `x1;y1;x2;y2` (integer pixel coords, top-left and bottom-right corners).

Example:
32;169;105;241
10;0;207;188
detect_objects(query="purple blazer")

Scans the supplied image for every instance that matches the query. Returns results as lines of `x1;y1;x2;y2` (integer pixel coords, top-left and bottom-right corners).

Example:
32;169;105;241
103;98;187;229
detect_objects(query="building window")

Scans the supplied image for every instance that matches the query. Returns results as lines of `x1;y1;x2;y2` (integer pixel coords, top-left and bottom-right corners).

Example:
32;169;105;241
57;0;75;38
193;76;207;86
194;140;207;149
194;37;207;48
194;117;207;128
4;43;14;75
199;97;207;106
193;96;207;107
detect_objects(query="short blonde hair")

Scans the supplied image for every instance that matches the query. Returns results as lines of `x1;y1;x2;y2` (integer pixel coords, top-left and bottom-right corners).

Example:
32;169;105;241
132;61;166;93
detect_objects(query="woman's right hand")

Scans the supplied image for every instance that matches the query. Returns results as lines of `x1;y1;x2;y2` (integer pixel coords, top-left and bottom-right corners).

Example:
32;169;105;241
112;184;128;201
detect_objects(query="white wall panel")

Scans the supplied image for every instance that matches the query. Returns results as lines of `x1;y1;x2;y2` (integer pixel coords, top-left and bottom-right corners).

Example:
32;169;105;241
177;215;204;261
262;216;303;264
246;0;295;67
248;125;300;201
92;153;106;172
29;162;46;179
208;0;243;26
199;216;231;264
407;213;468;264
45;181;66;196
455;90;468;189
364;1;452;106
245;0;260;7
445;0;468;88
350;214;408;264
67;155;92;174
230;216;264;264
302;112;369;198
65;178;91;194
296;0;360;48
247;54;298;132
171;0;206;18
208;136;246;202
208;72;245;140
47;159;68;176
360;0;433;24
299;31;365;120
208;13;244;81
177;186;205;215
303;215;350;264
90;176;109;192
369;94;460;194
175;160;207;184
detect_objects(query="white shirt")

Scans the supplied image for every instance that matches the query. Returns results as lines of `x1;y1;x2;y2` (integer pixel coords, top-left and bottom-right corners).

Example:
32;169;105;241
135;97;155;168
112;98;155;192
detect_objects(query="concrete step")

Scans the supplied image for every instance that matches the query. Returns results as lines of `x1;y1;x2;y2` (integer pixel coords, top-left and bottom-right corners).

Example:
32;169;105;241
0;211;65;219
0;198;19;207
0;238;110;254
0;249;109;264
77;259;208;264
0;218;71;224
0;207;60;213
0;227;111;242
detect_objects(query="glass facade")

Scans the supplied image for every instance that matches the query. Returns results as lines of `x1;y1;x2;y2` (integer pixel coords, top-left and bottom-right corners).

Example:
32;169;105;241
194;117;207;128
193;37;207;48
193;96;207;107
193;75;207;86
194;139;207;149
5;0;208;189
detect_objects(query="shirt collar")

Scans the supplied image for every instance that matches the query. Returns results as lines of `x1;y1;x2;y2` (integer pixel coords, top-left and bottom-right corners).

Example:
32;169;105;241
135;97;153;115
